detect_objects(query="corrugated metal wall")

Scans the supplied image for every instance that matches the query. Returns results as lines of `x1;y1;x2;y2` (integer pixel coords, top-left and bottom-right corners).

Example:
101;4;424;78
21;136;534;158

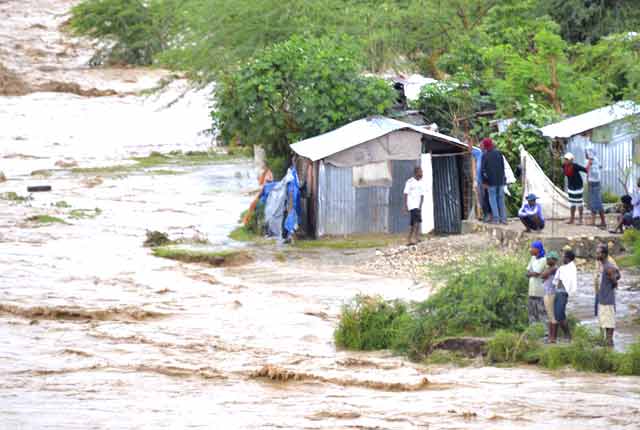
432;156;462;233
317;162;390;236
317;158;462;236
389;160;419;233
567;121;639;195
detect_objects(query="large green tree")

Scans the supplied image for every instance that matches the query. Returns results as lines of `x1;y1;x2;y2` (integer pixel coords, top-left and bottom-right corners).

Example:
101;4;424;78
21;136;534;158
213;36;395;160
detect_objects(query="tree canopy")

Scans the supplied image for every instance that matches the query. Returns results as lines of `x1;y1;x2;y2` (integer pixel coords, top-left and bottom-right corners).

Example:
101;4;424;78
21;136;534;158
213;36;395;162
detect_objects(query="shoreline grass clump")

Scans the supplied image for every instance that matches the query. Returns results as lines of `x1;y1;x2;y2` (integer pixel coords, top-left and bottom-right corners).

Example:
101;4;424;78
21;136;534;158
293;237;392;250
71;150;243;176
152;246;251;267
334;296;413;351
2;192;32;202
69;208;102;219
26;215;67;224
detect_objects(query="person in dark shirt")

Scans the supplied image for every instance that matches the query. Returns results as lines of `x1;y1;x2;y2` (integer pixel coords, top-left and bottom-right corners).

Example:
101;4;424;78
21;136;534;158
562;152;587;225
480;138;507;224
596;244;621;347
610;194;633;234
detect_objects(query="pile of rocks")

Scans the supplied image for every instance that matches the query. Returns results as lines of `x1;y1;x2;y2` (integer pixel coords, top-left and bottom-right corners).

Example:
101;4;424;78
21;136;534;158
362;233;491;280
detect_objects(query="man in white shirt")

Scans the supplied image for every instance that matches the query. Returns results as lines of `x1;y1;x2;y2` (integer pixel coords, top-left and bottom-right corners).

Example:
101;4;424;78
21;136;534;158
404;167;424;245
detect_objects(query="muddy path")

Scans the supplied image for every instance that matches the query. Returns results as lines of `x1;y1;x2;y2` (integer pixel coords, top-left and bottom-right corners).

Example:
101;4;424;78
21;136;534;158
2;1;640;429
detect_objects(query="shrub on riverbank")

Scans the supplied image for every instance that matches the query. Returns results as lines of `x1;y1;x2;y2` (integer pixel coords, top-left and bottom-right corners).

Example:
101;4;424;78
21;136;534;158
335;253;528;358
621;228;640;268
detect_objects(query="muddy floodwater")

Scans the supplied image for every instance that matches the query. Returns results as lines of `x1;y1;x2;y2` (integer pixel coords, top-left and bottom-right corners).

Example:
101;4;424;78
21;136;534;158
2;1;640;429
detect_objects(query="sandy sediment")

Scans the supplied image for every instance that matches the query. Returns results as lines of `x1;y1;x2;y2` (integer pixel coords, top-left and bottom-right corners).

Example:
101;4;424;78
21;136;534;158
249;364;435;392
0;303;167;321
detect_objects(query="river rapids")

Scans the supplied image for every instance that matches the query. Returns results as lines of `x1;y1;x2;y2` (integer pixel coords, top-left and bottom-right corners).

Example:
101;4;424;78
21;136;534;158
1;1;640;429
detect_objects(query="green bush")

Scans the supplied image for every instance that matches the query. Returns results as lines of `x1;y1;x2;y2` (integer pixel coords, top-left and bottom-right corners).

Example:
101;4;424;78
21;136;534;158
69;0;178;65
486;330;535;363
334;296;413;351
414;253;529;339
213;35;395;159
602;191;619;204
336;253;528;358
622;228;640;267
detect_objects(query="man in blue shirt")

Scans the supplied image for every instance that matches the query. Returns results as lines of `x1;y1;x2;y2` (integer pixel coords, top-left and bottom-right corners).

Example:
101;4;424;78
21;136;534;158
519;193;544;232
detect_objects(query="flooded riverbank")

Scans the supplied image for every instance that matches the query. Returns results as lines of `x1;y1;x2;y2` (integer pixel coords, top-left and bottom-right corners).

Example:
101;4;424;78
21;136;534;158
2;1;640;429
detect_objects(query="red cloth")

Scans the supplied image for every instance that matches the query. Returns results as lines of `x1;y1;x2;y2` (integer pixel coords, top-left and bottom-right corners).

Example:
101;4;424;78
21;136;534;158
481;137;494;151
563;163;574;178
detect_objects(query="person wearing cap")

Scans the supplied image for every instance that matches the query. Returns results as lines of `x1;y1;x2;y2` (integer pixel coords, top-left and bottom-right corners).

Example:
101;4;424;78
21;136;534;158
480;137;507;224
518;193;544;232
541;250;560;343
585;147;606;228
562;152;587;225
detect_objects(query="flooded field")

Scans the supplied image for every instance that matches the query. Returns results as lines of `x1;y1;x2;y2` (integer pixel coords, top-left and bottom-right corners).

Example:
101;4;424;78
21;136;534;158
2;1;640;429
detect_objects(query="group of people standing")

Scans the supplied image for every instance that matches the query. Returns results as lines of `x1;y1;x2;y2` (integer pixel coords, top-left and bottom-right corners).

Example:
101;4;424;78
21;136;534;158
526;241;621;347
518;149;640;233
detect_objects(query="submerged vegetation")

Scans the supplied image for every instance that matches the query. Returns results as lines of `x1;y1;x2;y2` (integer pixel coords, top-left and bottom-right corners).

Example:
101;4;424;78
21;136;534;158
69;208;102;219
70;151;239;176
26;215;67;224
335;253;640;375
1;192;32;203
152;246;251;267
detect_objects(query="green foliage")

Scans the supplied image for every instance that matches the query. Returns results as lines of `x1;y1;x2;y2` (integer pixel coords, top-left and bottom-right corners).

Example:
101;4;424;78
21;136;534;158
621;228;640;267
26;215;67;224
293;237;391;250
213;36;395;158
334;296;413;351
1;192;32;203
415;80;482;137
69;208;102;219
53;201;71;208
487;324;640;375
144;230;171;247
602;191;620;204
408;253;529;357
486;328;541;364
69;0;180;65
335;253;529;358
542;0;640;44
574;32;640;101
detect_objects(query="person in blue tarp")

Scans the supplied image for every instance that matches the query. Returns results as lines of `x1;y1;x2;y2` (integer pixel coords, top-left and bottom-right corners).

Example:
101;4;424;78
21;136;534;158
263;156;301;242
283;162;301;242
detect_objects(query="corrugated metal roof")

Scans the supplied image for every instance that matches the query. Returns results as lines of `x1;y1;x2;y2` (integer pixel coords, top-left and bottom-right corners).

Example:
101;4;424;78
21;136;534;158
290;116;466;162
540;101;640;139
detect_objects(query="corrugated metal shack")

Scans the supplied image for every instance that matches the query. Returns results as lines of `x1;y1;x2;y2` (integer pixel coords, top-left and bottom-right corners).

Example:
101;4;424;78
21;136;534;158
290;116;472;237
540;101;640;194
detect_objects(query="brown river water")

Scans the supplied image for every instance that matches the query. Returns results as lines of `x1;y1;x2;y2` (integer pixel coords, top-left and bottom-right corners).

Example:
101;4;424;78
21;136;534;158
1;1;640;429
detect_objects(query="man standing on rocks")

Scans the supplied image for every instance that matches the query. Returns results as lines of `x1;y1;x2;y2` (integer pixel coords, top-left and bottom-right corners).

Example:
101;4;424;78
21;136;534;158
480;138;506;224
404;166;424;246
596;244;621;347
